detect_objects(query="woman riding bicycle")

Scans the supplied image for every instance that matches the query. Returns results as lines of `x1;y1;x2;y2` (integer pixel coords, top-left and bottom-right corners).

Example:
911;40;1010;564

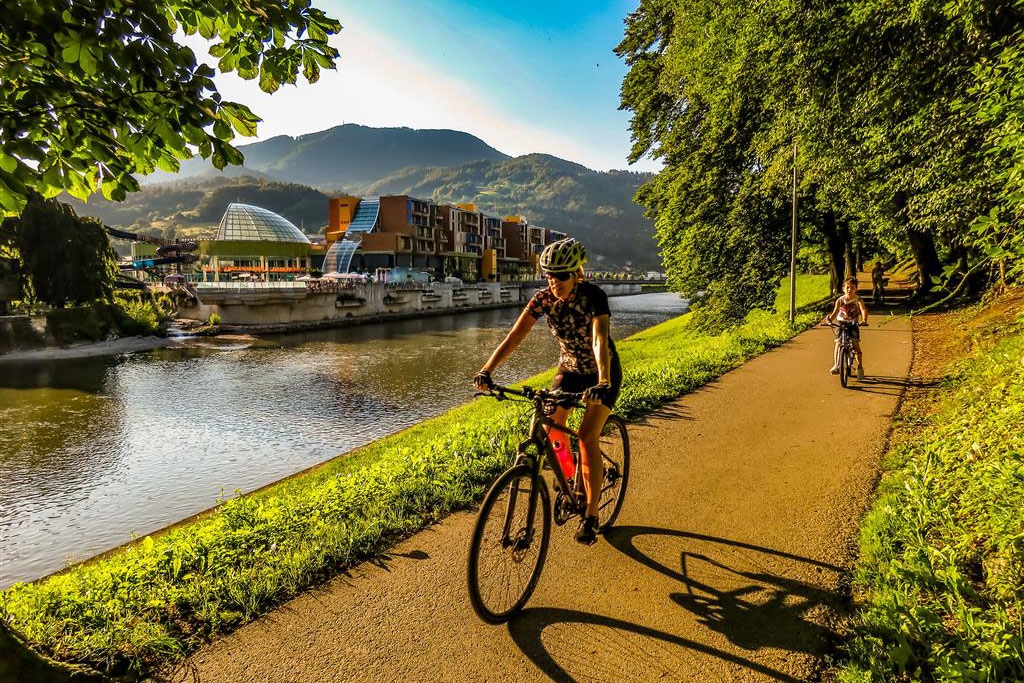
474;238;622;545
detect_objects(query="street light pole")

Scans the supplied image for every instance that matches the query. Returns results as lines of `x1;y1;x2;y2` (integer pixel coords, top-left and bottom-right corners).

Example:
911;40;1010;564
789;141;798;325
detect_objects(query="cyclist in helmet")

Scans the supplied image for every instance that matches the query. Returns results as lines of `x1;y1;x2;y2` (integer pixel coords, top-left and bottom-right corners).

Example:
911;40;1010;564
474;237;622;545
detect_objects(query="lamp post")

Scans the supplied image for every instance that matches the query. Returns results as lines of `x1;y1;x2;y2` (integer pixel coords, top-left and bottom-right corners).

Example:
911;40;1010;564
789;141;798;325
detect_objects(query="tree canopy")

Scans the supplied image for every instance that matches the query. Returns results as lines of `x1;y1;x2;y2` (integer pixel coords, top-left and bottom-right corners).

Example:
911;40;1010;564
617;0;1024;321
0;0;341;216
2;195;118;307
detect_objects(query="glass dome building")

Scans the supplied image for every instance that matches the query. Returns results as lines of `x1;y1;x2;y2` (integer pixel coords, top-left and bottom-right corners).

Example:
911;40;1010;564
198;204;321;281
214;204;311;244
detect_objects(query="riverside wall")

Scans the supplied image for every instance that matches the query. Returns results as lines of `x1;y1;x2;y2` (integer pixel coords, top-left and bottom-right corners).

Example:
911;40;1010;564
182;281;645;330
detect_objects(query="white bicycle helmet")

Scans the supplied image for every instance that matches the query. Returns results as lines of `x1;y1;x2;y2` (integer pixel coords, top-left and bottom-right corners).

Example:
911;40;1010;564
539;238;586;274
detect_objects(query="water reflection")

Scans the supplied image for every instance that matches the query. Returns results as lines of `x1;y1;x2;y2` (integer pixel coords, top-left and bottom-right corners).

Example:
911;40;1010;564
0;355;111;392
0;293;687;587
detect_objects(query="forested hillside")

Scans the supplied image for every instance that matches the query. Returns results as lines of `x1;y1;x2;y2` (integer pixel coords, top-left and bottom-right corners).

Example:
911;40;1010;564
64;179;332;243
143;124;511;190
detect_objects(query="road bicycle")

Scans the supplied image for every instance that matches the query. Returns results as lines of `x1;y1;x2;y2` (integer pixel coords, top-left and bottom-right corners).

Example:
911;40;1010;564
823;321;867;388
466;381;630;623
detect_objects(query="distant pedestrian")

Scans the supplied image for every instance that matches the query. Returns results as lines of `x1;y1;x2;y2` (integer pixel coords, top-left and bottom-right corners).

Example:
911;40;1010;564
871;261;886;305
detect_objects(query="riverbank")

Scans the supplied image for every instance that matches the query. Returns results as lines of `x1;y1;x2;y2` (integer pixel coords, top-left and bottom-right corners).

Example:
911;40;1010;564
0;304;134;358
0;335;176;363
0;281;670;361
182;281;652;330
0;276;831;680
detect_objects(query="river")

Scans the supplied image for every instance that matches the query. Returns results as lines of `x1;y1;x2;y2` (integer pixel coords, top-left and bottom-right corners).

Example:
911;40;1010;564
0;292;687;587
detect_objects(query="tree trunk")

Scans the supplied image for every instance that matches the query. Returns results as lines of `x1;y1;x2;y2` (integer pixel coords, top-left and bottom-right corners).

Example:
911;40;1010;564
821;209;847;296
894;191;942;293
845;240;857;279
907;228;942;293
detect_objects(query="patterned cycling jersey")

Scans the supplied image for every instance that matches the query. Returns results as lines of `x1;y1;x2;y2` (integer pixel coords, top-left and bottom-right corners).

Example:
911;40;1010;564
836;296;862;322
526;280;618;374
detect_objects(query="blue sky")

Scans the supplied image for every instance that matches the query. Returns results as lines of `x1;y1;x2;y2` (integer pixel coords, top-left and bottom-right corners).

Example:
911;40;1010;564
208;0;659;172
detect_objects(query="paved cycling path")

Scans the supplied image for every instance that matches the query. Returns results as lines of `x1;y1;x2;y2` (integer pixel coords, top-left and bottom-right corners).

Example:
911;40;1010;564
176;315;913;683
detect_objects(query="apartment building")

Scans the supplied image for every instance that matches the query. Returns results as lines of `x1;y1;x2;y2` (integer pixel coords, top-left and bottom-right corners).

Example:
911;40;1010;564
327;196;563;282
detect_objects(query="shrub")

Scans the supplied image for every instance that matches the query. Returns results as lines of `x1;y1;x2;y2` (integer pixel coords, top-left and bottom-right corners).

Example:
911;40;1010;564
44;305;116;343
116;299;161;336
155;294;175;316
208;312;221;326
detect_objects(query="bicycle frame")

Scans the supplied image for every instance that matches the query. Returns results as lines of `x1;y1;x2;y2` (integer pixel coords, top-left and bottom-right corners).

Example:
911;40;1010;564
486;385;587;544
521;404;584;500
837;323;855;357
468;381;631;622
827;321;863;387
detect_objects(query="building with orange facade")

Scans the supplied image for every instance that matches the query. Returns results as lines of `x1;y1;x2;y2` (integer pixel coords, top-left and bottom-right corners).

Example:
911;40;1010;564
324;196;569;282
130;199;573;284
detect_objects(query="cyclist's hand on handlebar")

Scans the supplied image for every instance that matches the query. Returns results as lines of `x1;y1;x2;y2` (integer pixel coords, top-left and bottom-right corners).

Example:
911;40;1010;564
584;381;611;404
474;369;493;391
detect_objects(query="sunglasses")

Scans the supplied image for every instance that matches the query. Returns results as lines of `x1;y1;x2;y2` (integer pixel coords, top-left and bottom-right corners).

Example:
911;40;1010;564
544;271;573;282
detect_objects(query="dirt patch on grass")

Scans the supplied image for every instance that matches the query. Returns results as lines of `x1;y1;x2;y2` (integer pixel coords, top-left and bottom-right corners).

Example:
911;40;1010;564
893;289;1024;446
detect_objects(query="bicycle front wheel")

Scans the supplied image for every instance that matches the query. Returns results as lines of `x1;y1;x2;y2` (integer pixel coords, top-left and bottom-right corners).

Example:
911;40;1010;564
840;346;851;388
596;415;630;532
467;464;551;624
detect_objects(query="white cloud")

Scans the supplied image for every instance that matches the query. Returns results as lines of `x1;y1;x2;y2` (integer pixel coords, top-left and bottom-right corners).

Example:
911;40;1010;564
184;11;661;172
204;24;610;168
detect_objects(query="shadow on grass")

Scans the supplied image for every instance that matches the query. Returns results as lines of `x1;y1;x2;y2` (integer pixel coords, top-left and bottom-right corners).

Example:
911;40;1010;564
0;620;103;683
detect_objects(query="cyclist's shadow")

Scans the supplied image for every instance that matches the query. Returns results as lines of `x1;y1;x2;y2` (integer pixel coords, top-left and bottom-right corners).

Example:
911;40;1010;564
846;375;940;397
605;526;845;655
505;527;843;682
507;606;803;683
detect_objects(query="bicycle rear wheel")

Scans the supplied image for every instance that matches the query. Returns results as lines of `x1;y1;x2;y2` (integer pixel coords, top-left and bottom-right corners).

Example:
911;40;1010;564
596;415;630;532
467;464;551;624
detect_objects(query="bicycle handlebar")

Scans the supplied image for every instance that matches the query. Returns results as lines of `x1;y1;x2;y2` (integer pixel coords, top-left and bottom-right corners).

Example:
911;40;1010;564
821;321;868;327
477;382;585;408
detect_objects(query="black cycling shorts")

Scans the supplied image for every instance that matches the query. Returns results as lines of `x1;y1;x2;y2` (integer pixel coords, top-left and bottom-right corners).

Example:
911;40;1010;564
551;354;623;409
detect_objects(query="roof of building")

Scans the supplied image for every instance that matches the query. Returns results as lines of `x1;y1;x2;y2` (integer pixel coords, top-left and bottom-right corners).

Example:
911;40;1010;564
214;204;311;244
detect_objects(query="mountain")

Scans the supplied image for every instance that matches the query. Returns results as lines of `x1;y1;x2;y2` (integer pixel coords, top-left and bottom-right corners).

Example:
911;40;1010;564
142;124;511;190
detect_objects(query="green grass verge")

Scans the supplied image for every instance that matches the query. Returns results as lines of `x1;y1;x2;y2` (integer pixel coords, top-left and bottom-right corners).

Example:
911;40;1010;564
0;275;830;678
840;303;1024;681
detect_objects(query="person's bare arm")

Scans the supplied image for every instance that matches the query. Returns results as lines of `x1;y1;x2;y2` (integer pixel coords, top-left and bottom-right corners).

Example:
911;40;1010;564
859;299;869;324
478;308;537;381
825;299;840;323
591;314;612;385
